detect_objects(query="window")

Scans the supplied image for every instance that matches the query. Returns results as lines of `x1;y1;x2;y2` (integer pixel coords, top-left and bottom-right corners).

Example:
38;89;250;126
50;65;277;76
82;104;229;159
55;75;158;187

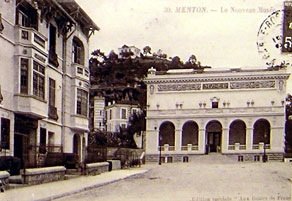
183;156;189;163
49;78;55;107
254;155;260;162
1;118;10;150
121;108;127;119
48;132;54;152
121;124;127;129
109;109;112;120
48;78;58;120
17;4;38;30
77;89;88;117
49;25;56;53
40;128;46;154
49;25;58;67
212;101;218;108
84;70;89;77
167;156;173;163
238;156;244;162
33;61;45;99
132;109;137;115
20;58;29;94
77;67;83;74
73;37;84;65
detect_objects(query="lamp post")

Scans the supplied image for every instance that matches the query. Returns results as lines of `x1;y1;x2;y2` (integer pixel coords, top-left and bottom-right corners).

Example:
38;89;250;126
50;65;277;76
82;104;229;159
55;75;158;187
263;133;267;163
159;135;162;165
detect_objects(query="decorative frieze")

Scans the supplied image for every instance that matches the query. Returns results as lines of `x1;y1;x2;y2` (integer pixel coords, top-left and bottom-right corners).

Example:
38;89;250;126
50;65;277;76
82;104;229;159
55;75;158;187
157;84;201;91
203;83;228;90
230;81;275;89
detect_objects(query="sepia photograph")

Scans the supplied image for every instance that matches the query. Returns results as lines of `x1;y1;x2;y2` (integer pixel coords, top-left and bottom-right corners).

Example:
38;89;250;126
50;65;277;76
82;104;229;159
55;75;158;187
0;0;291;200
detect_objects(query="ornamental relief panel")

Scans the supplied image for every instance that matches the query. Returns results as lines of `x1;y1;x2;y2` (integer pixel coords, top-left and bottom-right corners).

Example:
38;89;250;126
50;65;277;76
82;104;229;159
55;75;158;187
230;81;275;89
156;81;277;91
157;84;201;91
202;83;228;90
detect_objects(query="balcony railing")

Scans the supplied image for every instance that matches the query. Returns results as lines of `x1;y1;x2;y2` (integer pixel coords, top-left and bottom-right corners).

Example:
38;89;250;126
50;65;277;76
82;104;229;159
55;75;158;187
31;144;63;154
16;26;47;53
228;145;235;150
49;49;59;67
181;145;199;151
252;143;270;150
239;145;246;150
181;146;188;151
48;105;58;121
168;146;175;151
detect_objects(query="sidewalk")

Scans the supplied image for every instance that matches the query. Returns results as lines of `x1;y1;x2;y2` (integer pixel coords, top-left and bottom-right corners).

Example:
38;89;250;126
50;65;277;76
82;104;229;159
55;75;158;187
0;166;151;201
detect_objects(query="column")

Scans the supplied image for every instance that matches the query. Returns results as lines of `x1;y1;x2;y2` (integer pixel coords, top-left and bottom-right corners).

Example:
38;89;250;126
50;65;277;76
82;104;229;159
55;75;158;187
175;129;181;152
221;128;228;153
246;127;253;151
199;129;205;154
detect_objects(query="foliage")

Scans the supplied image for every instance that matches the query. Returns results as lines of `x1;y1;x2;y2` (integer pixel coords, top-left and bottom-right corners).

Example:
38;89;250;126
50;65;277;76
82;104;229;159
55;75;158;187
89;45;210;148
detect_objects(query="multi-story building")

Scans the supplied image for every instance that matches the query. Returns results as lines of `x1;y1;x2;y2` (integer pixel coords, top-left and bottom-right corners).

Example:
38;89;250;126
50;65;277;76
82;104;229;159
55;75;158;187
118;45;140;59
0;0;99;167
144;67;290;162
104;101;141;132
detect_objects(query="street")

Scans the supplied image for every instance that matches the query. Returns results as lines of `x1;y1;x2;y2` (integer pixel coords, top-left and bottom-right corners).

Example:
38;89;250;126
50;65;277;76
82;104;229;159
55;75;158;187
55;156;291;201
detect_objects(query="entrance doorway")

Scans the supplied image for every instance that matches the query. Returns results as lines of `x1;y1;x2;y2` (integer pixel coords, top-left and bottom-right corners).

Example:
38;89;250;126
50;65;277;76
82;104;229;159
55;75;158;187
14;114;38;168
206;121;222;154
207;132;221;152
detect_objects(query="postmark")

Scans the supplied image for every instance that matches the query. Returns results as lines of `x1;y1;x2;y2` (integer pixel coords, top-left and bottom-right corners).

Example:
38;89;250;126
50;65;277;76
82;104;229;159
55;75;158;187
256;10;288;67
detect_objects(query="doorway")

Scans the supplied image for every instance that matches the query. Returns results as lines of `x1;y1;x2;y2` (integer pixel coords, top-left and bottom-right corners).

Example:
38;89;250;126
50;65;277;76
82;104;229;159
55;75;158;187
207;132;221;152
206;121;222;154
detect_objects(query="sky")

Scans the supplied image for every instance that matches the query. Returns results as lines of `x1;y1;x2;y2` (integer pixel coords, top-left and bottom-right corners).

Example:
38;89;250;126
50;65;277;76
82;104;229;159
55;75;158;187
75;0;288;69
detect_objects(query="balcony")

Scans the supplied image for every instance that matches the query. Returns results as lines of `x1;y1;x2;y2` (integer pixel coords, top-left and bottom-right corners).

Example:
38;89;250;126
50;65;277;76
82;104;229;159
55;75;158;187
71;63;90;81
14;94;47;119
228;143;246;151
157;144;175;152
15;26;47;54
48;105;59;121
48;49;59;68
181;144;199;151
71;114;89;132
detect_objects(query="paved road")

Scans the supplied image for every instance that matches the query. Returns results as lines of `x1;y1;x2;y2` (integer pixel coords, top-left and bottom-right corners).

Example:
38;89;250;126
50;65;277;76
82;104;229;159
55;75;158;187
56;158;291;201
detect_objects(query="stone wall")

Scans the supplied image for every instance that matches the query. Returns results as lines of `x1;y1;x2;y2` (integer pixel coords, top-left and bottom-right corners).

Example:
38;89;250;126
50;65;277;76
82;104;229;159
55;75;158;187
84;162;109;175
20;166;66;185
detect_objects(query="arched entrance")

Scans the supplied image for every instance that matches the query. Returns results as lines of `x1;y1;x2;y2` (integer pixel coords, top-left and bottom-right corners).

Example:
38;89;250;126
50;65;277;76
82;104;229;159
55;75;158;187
229;120;246;145
182;121;198;146
159;121;175;146
253;119;270;145
206;120;222;153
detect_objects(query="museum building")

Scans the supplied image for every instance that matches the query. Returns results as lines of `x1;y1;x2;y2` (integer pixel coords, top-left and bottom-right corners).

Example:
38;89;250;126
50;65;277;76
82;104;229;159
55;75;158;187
144;67;290;162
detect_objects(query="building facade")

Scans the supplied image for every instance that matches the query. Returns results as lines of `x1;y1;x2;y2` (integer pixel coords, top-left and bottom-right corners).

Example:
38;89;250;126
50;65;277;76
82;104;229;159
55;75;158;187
144;67;290;162
0;0;99;167
104;101;141;132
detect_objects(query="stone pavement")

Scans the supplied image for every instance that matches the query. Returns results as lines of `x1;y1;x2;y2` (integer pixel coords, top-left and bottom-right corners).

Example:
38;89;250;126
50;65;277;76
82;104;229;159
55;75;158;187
0;167;150;201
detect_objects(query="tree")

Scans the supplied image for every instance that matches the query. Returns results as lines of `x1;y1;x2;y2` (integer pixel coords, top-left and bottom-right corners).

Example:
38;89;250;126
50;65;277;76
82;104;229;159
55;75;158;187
169;56;184;69
143;46;151;56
